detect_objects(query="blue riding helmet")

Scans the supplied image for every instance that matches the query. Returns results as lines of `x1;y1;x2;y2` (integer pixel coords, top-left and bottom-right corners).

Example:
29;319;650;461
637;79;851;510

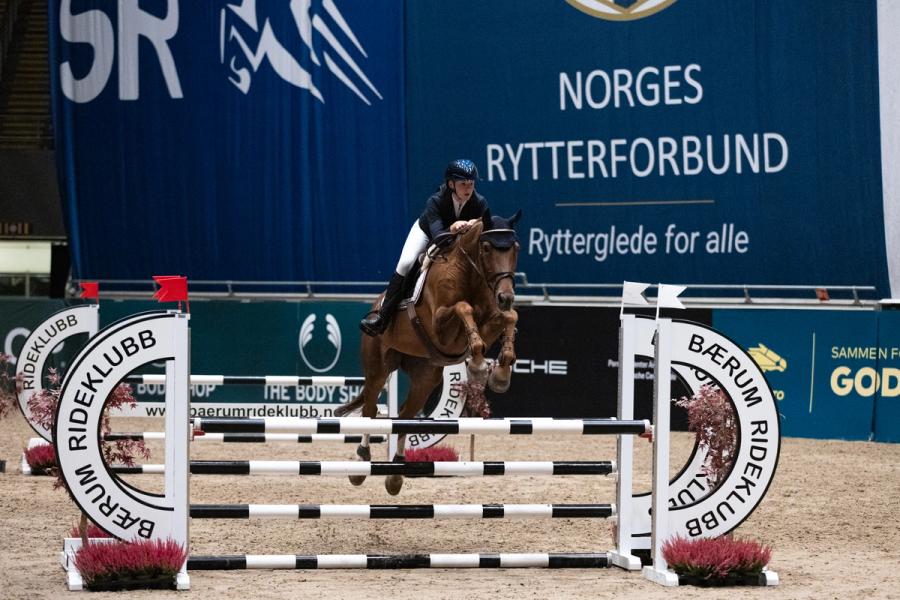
445;159;479;181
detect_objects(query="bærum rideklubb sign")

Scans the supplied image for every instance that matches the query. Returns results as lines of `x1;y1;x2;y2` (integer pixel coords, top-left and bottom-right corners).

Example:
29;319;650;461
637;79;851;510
628;316;780;543
54;311;189;542
17;304;98;441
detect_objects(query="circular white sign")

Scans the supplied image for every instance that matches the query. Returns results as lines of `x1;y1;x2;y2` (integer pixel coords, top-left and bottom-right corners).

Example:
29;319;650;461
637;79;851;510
17;305;98;440
55;312;180;541
628;317;781;541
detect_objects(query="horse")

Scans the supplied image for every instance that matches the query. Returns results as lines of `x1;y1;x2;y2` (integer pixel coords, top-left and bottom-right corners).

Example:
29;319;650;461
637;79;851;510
335;211;522;495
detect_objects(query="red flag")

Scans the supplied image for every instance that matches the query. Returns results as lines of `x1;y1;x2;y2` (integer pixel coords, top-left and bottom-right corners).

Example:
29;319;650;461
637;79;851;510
152;275;189;302
79;281;99;299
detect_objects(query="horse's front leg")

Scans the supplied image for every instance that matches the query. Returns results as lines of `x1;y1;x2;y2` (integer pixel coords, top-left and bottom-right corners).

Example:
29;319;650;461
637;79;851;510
437;301;488;384
488;309;518;393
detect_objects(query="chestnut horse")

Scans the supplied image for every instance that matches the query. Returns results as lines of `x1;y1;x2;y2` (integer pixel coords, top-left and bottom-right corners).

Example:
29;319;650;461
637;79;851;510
335;211;522;494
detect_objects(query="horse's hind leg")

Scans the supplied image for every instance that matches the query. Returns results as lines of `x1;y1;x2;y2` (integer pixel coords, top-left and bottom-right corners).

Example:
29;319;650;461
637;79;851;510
384;432;407;496
348;379;384;485
346;342;398;486
385;363;443;496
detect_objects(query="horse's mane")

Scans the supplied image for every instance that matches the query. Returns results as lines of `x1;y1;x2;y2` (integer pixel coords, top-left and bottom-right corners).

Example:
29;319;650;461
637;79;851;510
429;222;484;298
453;221;484;257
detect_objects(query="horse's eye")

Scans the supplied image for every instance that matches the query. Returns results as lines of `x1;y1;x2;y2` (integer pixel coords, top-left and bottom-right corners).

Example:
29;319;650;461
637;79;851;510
482;242;492;252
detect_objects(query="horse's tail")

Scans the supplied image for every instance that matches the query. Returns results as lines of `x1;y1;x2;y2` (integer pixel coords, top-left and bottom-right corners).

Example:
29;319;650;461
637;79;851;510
333;392;366;417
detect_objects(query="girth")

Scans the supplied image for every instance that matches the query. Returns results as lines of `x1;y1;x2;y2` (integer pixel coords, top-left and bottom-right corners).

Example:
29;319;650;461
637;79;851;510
406;303;469;366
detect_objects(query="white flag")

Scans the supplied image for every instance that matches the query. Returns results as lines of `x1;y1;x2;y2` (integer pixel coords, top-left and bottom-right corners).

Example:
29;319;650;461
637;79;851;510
657;284;687;309
622;281;650;306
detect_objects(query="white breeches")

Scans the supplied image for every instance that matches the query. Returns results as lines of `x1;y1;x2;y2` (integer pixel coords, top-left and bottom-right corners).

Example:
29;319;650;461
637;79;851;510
395;222;430;276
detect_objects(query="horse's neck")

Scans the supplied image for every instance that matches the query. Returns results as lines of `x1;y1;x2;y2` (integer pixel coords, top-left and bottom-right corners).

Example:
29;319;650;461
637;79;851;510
423;226;495;314
444;245;493;307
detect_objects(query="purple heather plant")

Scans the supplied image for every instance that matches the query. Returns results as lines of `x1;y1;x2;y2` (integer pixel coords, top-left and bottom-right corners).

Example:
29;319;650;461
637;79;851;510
663;535;772;582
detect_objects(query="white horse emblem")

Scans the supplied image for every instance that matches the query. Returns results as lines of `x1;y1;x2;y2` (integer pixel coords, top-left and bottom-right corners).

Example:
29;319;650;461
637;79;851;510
299;313;342;373
220;0;383;105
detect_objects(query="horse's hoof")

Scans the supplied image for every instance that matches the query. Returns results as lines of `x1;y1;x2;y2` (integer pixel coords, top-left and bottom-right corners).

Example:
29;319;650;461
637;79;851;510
385;475;403;495
488;374;510;393
356;446;371;461
470;371;488;385
467;362;489;385
348;445;370;485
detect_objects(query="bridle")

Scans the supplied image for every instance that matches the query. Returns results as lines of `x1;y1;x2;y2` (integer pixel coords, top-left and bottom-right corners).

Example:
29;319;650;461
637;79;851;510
458;229;518;297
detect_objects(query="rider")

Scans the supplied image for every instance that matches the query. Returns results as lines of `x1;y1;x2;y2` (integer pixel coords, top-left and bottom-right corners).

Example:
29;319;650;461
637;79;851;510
360;159;493;336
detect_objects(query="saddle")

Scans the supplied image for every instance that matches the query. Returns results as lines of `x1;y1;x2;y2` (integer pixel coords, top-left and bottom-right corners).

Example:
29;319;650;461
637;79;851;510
398;232;456;311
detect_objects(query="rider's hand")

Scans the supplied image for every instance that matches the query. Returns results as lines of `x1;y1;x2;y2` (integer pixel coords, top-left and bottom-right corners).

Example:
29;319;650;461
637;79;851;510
450;220;470;234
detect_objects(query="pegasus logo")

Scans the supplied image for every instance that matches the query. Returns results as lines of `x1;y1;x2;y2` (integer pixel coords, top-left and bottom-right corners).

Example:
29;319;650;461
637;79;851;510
565;0;677;21
299;313;342;373
220;0;383;105
748;343;787;372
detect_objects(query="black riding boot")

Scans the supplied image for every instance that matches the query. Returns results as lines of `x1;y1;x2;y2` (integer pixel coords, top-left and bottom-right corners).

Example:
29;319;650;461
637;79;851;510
360;272;406;336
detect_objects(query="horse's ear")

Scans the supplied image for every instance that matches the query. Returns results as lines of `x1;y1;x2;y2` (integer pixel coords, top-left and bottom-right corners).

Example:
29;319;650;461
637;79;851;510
508;209;522;228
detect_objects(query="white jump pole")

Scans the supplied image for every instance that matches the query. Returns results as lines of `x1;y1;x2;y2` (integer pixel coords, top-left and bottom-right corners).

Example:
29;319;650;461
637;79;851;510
167;313;191;590
388;371;399;459
610;314;641;570
642;317;679;585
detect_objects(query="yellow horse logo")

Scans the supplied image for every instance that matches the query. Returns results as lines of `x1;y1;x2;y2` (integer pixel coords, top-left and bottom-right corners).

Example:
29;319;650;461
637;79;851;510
749;343;787;372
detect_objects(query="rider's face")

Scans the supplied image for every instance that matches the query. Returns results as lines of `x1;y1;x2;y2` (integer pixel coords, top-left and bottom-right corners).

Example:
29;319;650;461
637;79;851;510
450;179;475;202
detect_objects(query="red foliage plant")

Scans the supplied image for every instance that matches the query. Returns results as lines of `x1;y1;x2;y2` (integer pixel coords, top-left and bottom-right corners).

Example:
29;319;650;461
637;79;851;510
674;384;737;487
72;538;187;590
662;535;772;582
0;352;23;419
405;445;459;463
455;380;491;418
26;370;150;488
24;442;57;474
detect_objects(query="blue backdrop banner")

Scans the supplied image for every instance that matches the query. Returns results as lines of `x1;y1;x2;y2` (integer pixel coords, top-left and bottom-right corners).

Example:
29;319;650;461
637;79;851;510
50;0;406;281
406;0;889;295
